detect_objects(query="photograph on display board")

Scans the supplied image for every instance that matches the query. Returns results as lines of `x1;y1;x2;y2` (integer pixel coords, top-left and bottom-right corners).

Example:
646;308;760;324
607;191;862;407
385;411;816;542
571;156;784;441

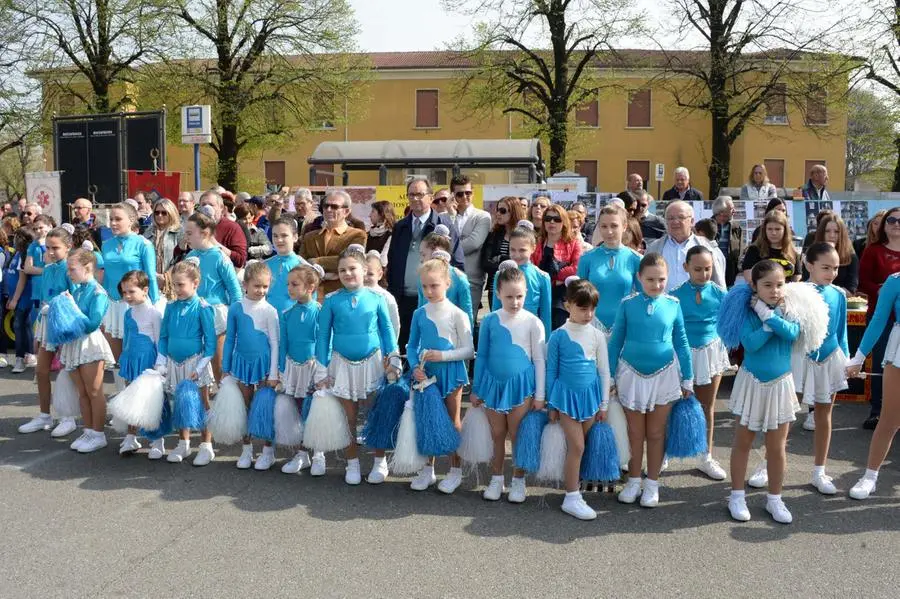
841;200;869;240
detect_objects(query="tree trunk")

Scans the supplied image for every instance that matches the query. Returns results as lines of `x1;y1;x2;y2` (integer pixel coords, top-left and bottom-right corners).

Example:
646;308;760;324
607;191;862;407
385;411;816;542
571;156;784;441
708;114;731;199
548;109;568;175
893;137;900;192
218;122;240;190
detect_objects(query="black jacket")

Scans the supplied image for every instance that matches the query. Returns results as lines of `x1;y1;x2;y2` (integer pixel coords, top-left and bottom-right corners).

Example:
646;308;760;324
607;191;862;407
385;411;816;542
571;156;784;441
661;186;704;203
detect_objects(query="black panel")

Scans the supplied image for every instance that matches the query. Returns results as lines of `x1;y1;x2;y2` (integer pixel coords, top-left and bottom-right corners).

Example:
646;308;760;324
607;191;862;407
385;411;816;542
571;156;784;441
125;114;164;170
55;120;90;217
87;119;122;205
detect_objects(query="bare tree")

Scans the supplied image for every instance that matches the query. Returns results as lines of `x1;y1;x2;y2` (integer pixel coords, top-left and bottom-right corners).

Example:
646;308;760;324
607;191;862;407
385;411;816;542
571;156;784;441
845;88;898;190
861;0;900;191
443;0;641;175
655;0;858;197
0;0;40;158
156;0;364;189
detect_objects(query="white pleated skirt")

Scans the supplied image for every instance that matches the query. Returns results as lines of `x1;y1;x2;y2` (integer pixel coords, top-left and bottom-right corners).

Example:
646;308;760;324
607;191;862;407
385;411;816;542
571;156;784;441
328;351;384;402
59;330;114;371
34;313;56;352
281;357;317;398
691;338;731;386
791;347;848;405
729;369;799;432
166;354;215;393
882;323;900;368
615;359;682;413
212;304;228;336
101;299;127;339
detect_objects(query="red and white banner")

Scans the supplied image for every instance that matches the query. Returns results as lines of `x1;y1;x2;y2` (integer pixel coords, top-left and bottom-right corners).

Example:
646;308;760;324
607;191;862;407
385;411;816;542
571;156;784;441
127;170;181;203
25;171;63;224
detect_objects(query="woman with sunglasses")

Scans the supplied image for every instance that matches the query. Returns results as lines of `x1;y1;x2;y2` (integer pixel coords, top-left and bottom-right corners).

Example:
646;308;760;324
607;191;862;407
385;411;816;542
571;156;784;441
857;206;900;430
481;197;526;309
528;195;551;229
532;204;583;330
144;198;184;303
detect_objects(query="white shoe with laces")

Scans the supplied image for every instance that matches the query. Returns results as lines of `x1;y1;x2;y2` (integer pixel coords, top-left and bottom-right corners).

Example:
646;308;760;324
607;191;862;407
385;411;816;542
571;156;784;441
483;476;505;501
11;358;25;373
18;415;52;434
345;459;362;485
119;434;142;455
282;450;312;474
562;494;597;520
254;447;276;471
147;439;166;460
70;431;91;451
697;455;727;481
366;457;389;484
765;497;793;524
167;441;191;463
849;476;877;500
77;432;108;453
410;466;436;491
437;467;463;494
728;496;751;522
236;444;254;469
51;417;77;438
617;478;642;504
811;472;837;495
640;482;660;508
192;442;215;466
310;453;326;476
507;477;527;503
803;411;816;431
747;461;768;488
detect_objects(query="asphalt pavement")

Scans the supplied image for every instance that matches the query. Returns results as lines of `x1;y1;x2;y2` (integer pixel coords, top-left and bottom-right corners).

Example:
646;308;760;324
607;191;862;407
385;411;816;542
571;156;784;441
0;371;897;598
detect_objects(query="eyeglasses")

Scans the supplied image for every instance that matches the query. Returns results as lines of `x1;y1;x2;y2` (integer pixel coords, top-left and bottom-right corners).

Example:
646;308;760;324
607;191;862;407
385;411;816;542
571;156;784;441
454;190;473;198
154;211;168;216
496;207;508;215
666;215;691;222
74;205;90;211
23;212;35;217
886;216;900;225
323;203;346;211
434;197;448;204
543;215;562;224
407;192;430;201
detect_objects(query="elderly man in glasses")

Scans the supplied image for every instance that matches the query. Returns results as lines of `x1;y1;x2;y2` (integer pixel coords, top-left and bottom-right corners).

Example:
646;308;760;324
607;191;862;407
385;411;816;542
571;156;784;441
299;189;367;295
449;175;492;312
645;200;726;290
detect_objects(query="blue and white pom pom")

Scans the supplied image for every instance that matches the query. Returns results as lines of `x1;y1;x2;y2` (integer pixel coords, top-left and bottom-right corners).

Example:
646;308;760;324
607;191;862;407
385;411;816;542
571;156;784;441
46;293;89;345
431;250;451;263
247;387;277;442
172;379;206;430
433;224;451;238
665;394;708;458
514;410;549;474
414;377;460;457
362;375;409;450
580;422;621;481
716;284;753;350
390;399;427;475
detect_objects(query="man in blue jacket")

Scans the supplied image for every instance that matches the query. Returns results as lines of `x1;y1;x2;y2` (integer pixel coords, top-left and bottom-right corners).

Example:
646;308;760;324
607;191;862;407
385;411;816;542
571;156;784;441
387;177;464;352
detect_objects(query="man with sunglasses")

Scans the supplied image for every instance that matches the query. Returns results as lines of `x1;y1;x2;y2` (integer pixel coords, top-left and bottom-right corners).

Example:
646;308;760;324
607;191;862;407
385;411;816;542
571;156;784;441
386;177;464;351
450;175;492;312
300;189;367;295
432;188;452;216
632;191;666;241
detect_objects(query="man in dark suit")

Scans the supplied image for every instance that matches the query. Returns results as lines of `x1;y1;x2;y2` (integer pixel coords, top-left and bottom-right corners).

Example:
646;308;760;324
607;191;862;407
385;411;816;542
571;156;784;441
387;177;464;352
661;166;705;204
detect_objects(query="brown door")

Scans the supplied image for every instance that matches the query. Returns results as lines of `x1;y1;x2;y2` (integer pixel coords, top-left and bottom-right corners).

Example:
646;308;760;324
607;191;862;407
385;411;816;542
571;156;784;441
763;159;784;188
574;160;598;191
264;161;285;191
626;160;650;190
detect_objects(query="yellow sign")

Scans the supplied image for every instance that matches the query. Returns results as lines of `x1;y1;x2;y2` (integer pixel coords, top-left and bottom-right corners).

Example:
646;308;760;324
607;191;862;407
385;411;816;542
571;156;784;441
374;185;484;218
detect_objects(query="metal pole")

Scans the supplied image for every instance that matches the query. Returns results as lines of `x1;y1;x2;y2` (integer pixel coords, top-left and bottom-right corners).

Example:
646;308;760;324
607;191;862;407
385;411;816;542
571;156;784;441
193;144;201;190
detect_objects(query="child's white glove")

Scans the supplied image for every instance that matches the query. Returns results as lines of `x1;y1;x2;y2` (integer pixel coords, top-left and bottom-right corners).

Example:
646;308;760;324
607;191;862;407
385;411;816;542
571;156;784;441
848;349;866;368
681;379;694;394
753;299;774;322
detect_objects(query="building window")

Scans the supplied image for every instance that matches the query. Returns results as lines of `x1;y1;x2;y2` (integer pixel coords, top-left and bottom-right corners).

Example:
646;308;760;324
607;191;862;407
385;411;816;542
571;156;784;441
574;160;598;191
415;89;439;128
264;161;285;192
576;99;599;128
806;86;827;125
763;159;785;188
804;160;826;183
765;83;787;124
627;89;651;128
625;160;650;189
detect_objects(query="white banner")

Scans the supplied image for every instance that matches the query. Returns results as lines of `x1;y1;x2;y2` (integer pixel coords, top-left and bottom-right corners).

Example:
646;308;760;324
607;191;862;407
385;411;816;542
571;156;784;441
25;171;63;225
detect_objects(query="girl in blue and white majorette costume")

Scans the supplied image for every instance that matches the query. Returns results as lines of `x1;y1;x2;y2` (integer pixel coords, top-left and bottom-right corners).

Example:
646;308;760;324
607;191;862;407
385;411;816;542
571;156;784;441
672;245;731;481
790;243;849;497
405;251;475;494
100;203;159;366
265;216;309;314
117;270;162;456
279;263;326;475
18;226;74;439
846;272;900;500
726;260;801;525
59;248;114;455
547;277;610;521
364;251;401;340
153;258;217;466
314;244;401;486
184;208;242;383
23;214;54;318
417;225;474;329
223;262;281;472
608;252;693;509
472;260;546;503
491;221;551;340
576;205;641;338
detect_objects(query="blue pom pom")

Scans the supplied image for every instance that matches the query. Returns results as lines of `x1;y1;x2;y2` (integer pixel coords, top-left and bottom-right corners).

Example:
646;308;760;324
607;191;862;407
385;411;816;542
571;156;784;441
665;395;708;458
46;294;89;345
413;382;460;456
248;387;277;442
716;285;753;349
300;394;313;423
580;422;620;481
172;380;206;430
513;410;548;473
140;399;173;441
362;378;409;450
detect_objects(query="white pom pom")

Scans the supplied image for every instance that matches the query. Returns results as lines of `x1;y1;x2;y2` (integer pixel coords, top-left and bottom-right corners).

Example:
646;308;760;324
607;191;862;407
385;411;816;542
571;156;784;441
516;220;535;231
498;259;518;272
565;275;580;287
61;223;75;235
606;397;631;469
782;282;829;355
347;243;365;254
108;370;166;429
458;405;493;464
433;224;450;237
536;422;567;484
390;399;427;474
51;370;80;418
302;389;351;452
184;256;201;267
206;376;247;445
274;393;303;447
81;241;93;251
430;250;451;263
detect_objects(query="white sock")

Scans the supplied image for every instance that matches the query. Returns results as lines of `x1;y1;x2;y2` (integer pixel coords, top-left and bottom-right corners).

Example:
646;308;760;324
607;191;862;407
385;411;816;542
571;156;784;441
627;476;641;485
813;465;826;477
39;412;51;419
124;433;135;442
565;490;580;500
262;445;274;456
766;493;781;503
179;439;191;449
491;474;504;484
313;451;325;460
864;468;879;481
448;466;462;475
704;452;713;461
241;443;252;452
730;489;745;501
92;429;105;439
347;457;360;466
511;476;524;483
373;455;387;465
